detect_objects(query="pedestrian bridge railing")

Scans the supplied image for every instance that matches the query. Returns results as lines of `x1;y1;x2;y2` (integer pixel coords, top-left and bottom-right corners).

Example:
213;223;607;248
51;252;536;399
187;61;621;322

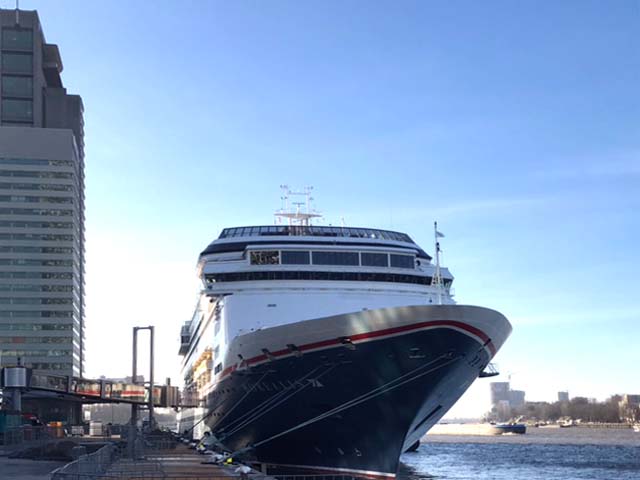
1;366;180;407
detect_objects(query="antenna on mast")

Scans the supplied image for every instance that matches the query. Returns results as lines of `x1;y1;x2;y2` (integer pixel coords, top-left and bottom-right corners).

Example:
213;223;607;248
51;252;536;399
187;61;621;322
431;221;445;304
274;185;322;227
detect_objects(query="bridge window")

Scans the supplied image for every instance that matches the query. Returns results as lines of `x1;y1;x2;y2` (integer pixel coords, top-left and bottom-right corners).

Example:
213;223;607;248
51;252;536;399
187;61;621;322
250;250;279;265
312;251;359;266
361;252;389;267
281;250;310;265
390;254;415;269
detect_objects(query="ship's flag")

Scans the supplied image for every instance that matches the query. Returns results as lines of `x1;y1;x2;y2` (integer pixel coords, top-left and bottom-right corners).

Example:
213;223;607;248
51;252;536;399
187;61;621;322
436;230;445;238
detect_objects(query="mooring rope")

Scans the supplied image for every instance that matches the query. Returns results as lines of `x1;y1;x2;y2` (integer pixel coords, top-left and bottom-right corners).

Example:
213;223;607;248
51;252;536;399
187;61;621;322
219;364;328;433
185;370;271;435
220;362;340;440
228;353;461;457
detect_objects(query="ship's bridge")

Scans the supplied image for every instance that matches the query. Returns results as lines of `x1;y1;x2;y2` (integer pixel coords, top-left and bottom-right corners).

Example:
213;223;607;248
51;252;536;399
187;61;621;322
200;225;432;260
198;225;453;290
219;225;416;243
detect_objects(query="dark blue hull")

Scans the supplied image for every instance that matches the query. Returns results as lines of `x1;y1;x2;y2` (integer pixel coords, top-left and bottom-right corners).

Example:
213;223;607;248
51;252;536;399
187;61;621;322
191;327;491;478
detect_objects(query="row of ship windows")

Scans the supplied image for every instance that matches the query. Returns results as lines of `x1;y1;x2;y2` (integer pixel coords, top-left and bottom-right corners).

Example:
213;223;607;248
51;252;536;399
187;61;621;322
0;208;75;216
205;271;453;286
0;158;73;167
221;226;412;242
250;250;416;269
0;311;75;318
0;324;74;331
0;336;73;344
0;195;75;204
0;171;75;180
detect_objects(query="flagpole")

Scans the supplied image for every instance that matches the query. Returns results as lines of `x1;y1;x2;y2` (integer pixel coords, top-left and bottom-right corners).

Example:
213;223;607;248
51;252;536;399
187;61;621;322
434;221;442;305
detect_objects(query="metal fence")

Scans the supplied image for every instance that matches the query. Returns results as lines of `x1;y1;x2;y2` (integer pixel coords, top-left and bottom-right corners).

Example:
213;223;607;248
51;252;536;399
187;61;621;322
1;425;57;453
50;443;117;480
48;432;363;480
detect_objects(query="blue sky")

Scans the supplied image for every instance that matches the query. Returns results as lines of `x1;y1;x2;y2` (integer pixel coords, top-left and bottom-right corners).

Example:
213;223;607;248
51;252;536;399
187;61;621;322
18;0;639;416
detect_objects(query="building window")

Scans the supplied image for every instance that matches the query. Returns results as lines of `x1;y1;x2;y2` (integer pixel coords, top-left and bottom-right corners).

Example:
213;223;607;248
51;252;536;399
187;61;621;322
0;158;72;167
390;254;415;269
361;252;389;267
281;250;310;265
250;250;280;265
1;98;33;121
1;75;32;97
1;52;32;74
312;251;359;266
1;28;33;50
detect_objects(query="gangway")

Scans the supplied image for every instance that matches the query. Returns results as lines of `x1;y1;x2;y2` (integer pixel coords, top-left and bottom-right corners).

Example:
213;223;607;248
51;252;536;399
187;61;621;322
0;366;181;410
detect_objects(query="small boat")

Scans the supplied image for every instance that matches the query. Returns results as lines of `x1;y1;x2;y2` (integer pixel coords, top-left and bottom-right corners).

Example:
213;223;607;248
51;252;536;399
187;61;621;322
633;425;640;433
491;423;526;435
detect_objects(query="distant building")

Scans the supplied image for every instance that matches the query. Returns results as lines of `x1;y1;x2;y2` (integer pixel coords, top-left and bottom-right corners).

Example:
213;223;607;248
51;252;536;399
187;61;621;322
558;391;569;402
509;390;526;408
619;394;640;423
490;381;526;409
496;400;511;420
490;382;510;405
621;394;640;405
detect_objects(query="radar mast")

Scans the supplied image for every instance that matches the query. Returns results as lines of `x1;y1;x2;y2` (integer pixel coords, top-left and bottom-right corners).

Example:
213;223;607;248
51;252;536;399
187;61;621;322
275;185;322;227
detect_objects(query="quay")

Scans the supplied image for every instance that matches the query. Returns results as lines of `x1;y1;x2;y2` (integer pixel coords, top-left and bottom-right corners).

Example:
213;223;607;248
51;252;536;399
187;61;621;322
48;436;276;480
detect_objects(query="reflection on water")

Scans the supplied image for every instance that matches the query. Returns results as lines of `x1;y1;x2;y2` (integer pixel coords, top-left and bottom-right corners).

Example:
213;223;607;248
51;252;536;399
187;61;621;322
398;427;640;480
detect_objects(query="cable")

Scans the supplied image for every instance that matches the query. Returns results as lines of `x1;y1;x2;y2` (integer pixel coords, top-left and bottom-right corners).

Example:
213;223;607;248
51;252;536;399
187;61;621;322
220;363;339;440
252;355;461;450
185;370;271;435
219;364;326;433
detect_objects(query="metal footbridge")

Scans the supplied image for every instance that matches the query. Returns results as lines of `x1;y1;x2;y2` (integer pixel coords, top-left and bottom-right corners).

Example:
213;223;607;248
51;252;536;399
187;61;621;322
1;366;181;409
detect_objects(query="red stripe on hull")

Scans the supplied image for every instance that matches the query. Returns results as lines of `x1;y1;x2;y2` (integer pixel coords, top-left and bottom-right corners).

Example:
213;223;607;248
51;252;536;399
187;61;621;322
217;319;495;382
263;463;396;480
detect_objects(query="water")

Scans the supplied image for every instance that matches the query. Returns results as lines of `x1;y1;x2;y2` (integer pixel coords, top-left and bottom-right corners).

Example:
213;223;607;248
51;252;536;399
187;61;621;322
399;427;640;480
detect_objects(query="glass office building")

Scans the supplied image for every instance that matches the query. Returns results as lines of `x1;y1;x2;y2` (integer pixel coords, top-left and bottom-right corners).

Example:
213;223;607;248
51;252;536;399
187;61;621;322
0;8;85;378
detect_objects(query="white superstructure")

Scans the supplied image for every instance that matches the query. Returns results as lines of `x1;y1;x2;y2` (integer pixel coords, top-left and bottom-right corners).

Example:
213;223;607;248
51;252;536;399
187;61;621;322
177;194;511;478
180;222;455;415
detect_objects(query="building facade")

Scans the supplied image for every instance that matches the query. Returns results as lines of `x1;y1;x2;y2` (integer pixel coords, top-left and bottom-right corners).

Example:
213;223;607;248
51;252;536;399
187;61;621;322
490;382;510;405
619;394;640;423
0;8;85;378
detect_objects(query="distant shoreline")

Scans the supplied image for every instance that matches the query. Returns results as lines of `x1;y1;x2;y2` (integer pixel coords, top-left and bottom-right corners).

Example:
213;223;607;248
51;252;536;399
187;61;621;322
423;424;640;446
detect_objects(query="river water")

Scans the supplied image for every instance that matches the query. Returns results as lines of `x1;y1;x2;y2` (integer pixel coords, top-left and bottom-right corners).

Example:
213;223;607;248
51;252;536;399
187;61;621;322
398;427;640;480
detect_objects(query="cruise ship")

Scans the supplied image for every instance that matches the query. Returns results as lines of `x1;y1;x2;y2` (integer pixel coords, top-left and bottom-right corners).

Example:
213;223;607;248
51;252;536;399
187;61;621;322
177;192;512;479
